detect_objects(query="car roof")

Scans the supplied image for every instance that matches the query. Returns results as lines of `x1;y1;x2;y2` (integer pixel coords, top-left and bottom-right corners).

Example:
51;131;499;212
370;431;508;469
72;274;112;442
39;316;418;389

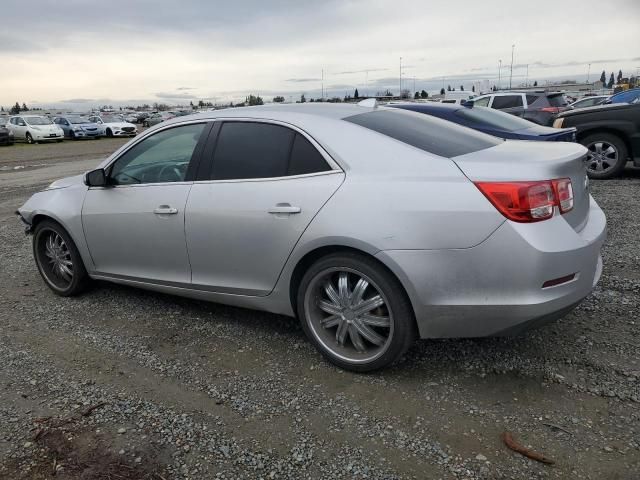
389;102;463;112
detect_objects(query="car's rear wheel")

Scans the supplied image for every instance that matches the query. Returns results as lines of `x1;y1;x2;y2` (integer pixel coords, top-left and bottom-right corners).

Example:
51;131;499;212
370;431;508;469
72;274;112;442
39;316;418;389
33;220;90;296
298;252;416;372
106;128;113;137
581;133;628;179
25;132;34;144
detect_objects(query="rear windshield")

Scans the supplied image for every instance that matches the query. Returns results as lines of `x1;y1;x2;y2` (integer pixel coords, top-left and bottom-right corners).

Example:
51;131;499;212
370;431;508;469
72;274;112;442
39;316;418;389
547;94;568;107
344;109;501;157
455;106;535;131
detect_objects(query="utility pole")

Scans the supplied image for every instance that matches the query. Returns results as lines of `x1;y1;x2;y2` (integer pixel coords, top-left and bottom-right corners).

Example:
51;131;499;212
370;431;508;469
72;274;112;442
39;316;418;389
525;64;529;87
399;57;402;97
509;44;515;90
498;59;502;90
586;63;591;83
321;69;324;101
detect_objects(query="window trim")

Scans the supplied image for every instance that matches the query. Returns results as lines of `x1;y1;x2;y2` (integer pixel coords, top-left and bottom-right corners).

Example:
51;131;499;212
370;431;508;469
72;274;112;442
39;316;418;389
100;119;214;187
194;117;343;184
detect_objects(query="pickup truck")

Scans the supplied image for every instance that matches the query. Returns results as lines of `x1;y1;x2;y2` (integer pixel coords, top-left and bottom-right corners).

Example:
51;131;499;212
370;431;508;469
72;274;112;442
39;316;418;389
553;103;640;179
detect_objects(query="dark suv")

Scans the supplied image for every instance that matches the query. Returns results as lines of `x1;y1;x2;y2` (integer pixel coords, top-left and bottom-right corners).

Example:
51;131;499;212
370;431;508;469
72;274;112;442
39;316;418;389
553;103;640;179
470;91;569;126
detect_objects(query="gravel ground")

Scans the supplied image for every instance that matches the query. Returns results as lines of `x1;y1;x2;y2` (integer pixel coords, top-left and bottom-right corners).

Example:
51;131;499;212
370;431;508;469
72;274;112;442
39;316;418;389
0;141;638;479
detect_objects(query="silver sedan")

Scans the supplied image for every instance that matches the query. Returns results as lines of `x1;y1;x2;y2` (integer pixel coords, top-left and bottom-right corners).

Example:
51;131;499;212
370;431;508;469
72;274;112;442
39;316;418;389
17;102;606;371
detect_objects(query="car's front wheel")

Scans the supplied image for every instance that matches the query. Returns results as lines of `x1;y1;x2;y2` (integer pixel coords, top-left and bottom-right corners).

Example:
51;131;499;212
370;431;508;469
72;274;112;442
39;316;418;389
581;132;628;179
25;132;35;144
33;220;90;296
297;252;416;372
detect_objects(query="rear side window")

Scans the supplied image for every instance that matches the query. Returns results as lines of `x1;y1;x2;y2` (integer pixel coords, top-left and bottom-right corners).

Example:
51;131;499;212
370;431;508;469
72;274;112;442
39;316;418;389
473;96;490;107
289;134;331;175
212;122;294;180
211;122;331;180
547;94;568;107
344;109;500;158
491;95;523;109
526;95;539;106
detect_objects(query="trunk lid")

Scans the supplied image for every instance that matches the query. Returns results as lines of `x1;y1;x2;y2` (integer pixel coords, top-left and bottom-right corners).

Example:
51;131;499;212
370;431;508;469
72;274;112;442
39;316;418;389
452;140;590;231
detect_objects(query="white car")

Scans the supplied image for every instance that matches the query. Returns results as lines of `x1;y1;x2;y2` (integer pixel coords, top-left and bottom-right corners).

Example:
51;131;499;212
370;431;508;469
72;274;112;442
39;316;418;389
8;115;64;144
88;114;137;137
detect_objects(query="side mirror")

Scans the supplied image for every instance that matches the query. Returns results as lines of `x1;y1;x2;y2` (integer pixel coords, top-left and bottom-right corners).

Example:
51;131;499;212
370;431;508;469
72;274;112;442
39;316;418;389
85;168;107;187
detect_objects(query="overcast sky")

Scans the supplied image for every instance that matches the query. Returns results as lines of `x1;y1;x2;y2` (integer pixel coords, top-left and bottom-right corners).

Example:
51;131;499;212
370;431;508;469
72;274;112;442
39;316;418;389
1;0;639;108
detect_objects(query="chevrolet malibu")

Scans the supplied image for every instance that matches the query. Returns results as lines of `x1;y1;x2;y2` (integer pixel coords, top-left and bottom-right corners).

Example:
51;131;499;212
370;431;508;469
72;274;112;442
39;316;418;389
16;103;606;371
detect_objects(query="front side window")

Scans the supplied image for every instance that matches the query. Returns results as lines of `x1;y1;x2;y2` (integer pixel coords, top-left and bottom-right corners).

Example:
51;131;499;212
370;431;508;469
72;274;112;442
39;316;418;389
211;122;330;180
109;123;206;185
491;95;523;109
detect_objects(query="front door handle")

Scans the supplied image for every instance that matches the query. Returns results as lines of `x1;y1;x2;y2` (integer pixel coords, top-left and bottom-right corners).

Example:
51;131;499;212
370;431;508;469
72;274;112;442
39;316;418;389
268;203;301;214
154;205;178;215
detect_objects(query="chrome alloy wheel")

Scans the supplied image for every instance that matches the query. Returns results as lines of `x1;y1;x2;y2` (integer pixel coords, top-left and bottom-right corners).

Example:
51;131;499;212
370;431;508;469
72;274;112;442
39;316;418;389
586;140;619;174
39;231;74;288
304;267;393;364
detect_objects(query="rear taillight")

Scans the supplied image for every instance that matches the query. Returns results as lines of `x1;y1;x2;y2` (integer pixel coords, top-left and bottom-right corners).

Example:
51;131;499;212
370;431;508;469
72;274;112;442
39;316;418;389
475;178;573;223
539;106;561;113
552;178;573;213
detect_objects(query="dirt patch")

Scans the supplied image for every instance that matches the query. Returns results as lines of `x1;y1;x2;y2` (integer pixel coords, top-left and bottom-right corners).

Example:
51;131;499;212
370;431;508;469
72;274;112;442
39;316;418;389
2;423;169;480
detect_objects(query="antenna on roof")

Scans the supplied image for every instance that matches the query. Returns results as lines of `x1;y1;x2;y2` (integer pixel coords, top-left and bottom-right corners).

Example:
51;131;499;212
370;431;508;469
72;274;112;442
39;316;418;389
357;98;378;108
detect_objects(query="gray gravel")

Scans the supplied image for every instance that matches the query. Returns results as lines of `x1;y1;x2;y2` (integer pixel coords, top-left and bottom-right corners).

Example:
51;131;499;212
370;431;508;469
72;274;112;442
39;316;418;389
0;142;638;479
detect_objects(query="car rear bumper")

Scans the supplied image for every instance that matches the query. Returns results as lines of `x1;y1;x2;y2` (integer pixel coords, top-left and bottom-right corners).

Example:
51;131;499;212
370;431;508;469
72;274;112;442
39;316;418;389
377;196;606;338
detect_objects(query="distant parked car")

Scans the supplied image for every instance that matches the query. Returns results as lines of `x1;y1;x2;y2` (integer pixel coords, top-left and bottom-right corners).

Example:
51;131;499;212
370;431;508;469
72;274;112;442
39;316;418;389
553;103;640;179
389;103;577;142
569;96;609;109
0;118;14;145
470;91;569;126
605;88;640;105
53;116;101;140
135;112;150;124
143;112;174;127
88;114;137;137
8;115;64;144
124;113;139;123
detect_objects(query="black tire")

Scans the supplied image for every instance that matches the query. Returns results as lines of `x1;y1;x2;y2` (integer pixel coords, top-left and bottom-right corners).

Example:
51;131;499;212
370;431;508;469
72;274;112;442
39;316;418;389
580;132;628;179
33;220;90;296
56;139;63;143
297;252;416;372
70;131;77;140
106;128;113;137
25;132;34;144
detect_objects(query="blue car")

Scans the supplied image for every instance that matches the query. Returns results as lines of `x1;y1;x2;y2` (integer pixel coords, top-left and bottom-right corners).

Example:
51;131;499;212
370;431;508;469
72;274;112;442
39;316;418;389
606;88;640;105
53;115;102;140
388;102;577;142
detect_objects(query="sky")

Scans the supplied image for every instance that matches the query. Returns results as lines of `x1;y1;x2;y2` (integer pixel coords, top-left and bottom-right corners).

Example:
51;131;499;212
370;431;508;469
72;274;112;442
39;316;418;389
1;0;639;109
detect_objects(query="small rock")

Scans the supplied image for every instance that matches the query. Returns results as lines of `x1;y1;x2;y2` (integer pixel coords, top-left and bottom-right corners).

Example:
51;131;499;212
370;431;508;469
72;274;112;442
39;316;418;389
475;454;487;461
604;446;613;452
117;427;127;434
23;442;33;448
134;457;142;463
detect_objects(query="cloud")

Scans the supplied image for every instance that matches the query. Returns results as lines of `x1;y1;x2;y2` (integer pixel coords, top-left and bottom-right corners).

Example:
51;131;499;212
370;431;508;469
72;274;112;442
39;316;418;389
176;87;195;91
59;98;94;103
285;78;322;83
334;68;389;75
155;92;198;99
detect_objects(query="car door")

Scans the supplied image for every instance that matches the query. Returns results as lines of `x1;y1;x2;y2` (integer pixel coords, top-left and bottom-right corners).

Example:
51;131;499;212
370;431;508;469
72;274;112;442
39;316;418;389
11;117;26;139
82;121;212;284
186;120;345;295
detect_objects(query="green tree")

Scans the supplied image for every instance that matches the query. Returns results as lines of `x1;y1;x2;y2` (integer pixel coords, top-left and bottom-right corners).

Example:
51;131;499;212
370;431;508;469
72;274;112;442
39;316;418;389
21;102;28;111
300;94;306;103
617;70;623;83
460;85;464;91
414;91;420;99
272;96;285;103
10;102;20;114
600;70;606;84
354;88;359;99
608;73;615;88
440;87;445;95
471;85;475;92
533;80;538;86
246;94;263;106
420;89;428;98
447;85;452;91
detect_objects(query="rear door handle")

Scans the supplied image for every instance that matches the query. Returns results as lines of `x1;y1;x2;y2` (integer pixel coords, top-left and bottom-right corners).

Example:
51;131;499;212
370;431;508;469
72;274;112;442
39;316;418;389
268;203;301;214
154;205;178;215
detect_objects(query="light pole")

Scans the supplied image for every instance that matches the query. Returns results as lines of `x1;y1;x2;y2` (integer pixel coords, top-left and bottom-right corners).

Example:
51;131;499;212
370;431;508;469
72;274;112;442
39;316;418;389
399;57;402;97
498;59;502;90
586;63;591;84
509;44;515;90
525;64;529;87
